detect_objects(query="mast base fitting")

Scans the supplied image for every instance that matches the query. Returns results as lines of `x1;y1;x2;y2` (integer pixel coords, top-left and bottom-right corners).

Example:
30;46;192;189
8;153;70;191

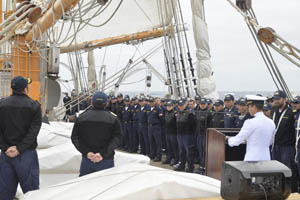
236;0;252;11
258;27;276;44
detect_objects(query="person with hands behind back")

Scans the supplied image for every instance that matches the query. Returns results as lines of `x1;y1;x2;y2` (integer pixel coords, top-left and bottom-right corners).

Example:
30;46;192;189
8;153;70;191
71;92;122;177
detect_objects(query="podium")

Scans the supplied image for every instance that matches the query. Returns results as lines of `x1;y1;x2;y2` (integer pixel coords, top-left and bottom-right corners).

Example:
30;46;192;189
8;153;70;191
206;128;246;180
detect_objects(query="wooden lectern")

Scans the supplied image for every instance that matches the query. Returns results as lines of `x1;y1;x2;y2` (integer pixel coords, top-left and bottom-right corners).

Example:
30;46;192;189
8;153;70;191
206;128;246;180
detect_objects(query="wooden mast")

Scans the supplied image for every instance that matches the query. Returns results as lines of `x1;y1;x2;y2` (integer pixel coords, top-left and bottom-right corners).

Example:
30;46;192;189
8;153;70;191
61;28;171;54
10;0;80;102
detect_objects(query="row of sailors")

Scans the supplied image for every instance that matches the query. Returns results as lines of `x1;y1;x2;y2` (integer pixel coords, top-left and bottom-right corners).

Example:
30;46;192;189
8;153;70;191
64;90;300;191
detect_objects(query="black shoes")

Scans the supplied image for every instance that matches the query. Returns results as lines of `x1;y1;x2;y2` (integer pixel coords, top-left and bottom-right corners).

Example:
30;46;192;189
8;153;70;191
153;157;161;162
162;159;171;164
173;163;185;171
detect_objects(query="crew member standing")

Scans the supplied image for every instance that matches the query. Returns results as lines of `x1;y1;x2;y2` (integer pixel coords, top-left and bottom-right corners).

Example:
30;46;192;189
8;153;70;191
174;99;197;172
271;90;299;192
224;94;239;128
0;76;42;200
147;97;163;162
71;92;121;177
227;95;275;161
294;96;300;179
211;99;225;128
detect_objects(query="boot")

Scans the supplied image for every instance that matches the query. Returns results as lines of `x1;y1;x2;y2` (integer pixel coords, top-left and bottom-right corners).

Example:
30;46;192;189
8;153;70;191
153;157;161;162
162;159;171;164
174;162;185;171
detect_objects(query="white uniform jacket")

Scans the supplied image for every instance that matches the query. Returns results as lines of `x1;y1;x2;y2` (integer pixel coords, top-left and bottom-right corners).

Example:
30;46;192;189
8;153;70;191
228;112;275;161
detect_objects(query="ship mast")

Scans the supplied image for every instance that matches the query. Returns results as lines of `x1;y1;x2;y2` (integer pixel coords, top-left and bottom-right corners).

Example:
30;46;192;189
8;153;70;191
10;0;81;103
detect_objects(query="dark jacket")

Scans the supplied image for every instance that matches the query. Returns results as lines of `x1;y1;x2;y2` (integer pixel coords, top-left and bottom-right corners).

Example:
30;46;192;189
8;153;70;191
176;107;196;134
165;109;177;135
115;101;125;122
211;110;225;128
138;105;149;125
271;105;296;146
132;104;141;123
147;105;163;125
71;108;122;159
224;106;239;128
0;93;42;153
235;112;252;128
195;108;212;135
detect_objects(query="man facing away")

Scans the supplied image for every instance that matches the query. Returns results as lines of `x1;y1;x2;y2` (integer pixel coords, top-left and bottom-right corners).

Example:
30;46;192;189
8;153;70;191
226;95;275;161
71;92;121;176
0;76;42;200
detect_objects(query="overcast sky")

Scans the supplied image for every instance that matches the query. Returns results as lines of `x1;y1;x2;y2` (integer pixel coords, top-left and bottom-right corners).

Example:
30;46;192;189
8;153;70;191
59;0;300;94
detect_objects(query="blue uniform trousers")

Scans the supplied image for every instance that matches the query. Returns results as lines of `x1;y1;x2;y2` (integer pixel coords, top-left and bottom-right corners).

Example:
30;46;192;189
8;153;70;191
130;122;139;152
166;135;179;163
0;150;39;200
139;124;149;155
297;145;300;179
161;126;167;150
122;122;132;150
79;158;114;177
177;134;196;170
148;124;162;159
272;145;299;193
197;134;206;168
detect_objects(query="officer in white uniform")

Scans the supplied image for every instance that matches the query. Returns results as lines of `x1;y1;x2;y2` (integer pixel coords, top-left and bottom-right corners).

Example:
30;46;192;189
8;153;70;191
226;95;276;161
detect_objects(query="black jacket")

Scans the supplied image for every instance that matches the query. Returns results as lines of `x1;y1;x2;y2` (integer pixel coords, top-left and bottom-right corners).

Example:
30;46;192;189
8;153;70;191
165;109;177;135
115;101;125;122
271;105;296;146
211;110;225;128
195;108;212;135
0;93;42;153
71;108;122;159
176;107;196;134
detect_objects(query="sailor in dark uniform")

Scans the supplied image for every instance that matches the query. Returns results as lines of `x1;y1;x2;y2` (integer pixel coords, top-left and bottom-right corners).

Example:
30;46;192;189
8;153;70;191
195;95;201;110
293;96;300;179
138;97;150;155
195;98;212;174
63;92;72;120
224;94;239;128
263;103;272;118
207;99;214;111
211;99;225;128
0;76;42;200
163;101;179;165
115;93;125;149
131;97;140;153
147;97;163;161
71;92;121;177
236;98;252;128
271;90;298;192
174;99;197;172
122;96;132;152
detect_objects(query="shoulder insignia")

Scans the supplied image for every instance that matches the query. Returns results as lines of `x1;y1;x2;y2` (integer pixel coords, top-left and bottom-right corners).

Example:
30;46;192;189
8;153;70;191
293;110;297;113
110;112;117;117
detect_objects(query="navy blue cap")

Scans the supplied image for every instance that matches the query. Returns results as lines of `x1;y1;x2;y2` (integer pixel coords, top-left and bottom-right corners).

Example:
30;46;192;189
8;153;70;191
214;99;224;106
132;97;137;101
224;94;234;101
149;97;155;103
200;98;207;104
238;98;247;106
178;99;186;106
139;97;145;101
195;95;201;100
207;99;212;105
124;96;130;102
292;96;300;104
263;103;272;111
11;76;32;91
267;95;273;101
273;90;286;99
117;93;123;98
166;101;174;107
92;92;107;104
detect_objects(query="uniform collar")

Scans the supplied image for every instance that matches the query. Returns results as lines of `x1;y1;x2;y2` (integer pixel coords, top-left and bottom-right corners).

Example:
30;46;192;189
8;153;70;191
254;111;264;117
